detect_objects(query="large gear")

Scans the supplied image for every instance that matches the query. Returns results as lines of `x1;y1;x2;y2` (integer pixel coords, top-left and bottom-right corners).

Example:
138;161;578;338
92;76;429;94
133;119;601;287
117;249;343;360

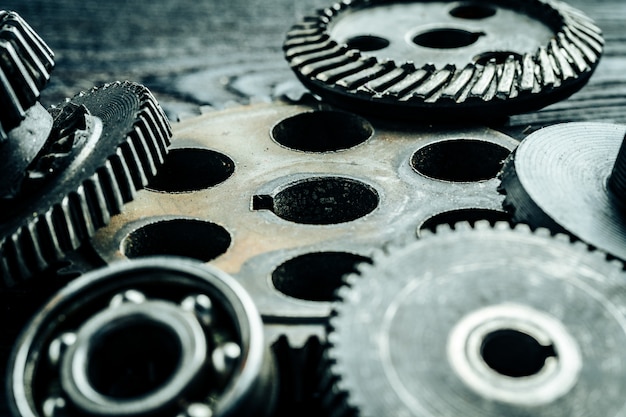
499;122;626;261
7;257;278;417
325;221;626;417
0;81;172;287
284;0;603;120
0;10;54;140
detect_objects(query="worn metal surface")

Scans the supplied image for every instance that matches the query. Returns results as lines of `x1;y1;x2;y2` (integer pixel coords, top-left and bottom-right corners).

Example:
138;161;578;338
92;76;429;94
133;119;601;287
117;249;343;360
8;258;277;417
500;122;626;260
325;222;626;416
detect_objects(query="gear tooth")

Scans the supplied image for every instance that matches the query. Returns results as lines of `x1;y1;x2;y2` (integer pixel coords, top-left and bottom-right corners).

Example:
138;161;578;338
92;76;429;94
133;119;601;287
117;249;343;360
472;219;493;231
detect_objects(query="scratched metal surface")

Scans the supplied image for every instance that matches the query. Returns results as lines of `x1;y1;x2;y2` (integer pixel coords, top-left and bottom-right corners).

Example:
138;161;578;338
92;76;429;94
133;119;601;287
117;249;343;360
1;0;626;414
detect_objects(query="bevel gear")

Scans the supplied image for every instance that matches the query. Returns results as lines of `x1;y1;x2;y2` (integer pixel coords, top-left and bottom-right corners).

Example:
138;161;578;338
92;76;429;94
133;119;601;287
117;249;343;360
325;221;626;417
284;0;603;120
0;81;172;287
7;257;278;417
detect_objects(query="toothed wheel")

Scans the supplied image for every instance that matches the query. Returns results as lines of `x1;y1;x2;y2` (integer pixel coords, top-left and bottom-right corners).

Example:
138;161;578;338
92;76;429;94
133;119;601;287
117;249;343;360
325;222;626;417
7;257;278;417
0;10;54;140
499;122;626;261
284;0;603;120
0;81;172;287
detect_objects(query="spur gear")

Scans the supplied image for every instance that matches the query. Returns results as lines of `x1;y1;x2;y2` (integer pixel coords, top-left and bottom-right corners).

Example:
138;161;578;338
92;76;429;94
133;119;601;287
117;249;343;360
325;222;626;417
499;122;626;261
0;81;172;287
284;0;603;120
7;257;278;417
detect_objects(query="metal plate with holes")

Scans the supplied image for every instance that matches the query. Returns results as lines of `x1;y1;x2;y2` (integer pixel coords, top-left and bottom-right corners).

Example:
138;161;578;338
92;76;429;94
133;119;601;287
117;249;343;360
90;100;518;331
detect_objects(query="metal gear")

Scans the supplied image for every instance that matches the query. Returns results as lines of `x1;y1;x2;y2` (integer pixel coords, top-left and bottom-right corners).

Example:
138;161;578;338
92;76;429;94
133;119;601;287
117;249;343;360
7;257;278;417
325;221;626;417
0;10;54;141
284;0;603;120
89;100;517;336
499;122;626;261
0;81;172;287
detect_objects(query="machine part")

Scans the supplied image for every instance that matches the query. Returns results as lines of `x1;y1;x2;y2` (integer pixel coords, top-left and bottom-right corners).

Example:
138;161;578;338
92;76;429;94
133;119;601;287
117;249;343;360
0;10;54;141
325;221;626;416
499;122;626;261
8;257;278;417
284;0;603;120
0;81;172;287
89;100;517;330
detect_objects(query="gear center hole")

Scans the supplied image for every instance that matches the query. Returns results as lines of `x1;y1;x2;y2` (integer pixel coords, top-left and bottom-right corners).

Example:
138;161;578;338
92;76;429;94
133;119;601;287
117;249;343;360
481;329;557;377
87;320;182;398
412;28;484;49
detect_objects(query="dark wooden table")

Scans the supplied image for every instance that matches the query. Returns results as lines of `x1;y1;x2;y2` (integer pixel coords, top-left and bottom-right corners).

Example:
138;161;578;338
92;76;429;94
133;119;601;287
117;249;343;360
1;0;625;414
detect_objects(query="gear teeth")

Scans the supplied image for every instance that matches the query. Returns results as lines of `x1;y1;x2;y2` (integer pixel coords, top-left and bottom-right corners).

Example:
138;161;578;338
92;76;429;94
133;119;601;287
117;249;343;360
285;0;603;118
0;81;171;287
0;11;54;140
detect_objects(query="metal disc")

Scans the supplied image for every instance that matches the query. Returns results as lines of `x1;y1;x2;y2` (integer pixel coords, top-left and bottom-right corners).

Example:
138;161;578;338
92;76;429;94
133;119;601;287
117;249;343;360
499;122;626;261
284;0;603;120
327;222;626;417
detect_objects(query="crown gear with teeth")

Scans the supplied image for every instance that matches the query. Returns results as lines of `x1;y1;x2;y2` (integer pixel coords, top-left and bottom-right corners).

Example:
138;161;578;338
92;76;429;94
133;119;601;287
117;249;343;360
0;81;172;287
325;221;626;417
0;10;54;141
7;257;278;417
284;0;603;121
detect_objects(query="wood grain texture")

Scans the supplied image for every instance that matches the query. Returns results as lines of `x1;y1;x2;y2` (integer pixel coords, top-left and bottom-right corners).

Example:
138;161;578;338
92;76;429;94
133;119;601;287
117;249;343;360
1;0;625;414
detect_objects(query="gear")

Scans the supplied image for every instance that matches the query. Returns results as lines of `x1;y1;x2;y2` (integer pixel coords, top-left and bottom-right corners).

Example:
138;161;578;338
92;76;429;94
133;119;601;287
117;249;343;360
325;221;626;417
7;257;278;417
0;81;172;287
284;0;603;120
0;10;54;140
89;100;516;335
499;122;626;261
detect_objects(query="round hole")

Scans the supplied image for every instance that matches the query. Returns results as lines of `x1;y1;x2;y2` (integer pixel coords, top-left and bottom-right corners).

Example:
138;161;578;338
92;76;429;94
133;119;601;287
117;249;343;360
474;51;523;66
419;208;511;234
148;148;235;193
122;219;231;261
271;111;373;152
410;139;510;182
87;319;181;398
270;177;379;225
449;4;497;19
412;28;484;49
481;329;557;378
345;35;390;52
272;252;372;302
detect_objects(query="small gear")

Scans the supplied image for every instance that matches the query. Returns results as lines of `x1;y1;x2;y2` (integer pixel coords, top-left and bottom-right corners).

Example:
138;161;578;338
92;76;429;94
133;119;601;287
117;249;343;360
499;122;626;261
0;10;54;140
7;257;278;417
0;81;172;287
284;0;603;120
326;222;626;416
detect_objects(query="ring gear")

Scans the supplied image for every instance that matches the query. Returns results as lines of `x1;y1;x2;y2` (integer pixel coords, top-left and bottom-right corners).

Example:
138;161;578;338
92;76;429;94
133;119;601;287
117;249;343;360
499;122;626;261
325;221;626;417
7;257;278;417
284;0;603;120
0;81;172;287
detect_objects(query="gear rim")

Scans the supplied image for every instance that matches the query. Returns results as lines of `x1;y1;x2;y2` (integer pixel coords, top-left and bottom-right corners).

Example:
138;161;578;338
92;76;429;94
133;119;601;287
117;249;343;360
284;0;604;120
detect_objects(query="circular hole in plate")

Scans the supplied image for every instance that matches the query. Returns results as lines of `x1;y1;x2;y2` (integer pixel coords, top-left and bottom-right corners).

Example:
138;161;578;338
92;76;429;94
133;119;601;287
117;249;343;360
271;111;373;152
450;3;497;19
272;252;372;302
481;329;557;378
122;219;231;261
419;208;511;235
269;177;379;225
474;51;523;65
412;28;484;49
345;34;390;52
87;319;181;398
148;148;235;193
411;139;510;182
